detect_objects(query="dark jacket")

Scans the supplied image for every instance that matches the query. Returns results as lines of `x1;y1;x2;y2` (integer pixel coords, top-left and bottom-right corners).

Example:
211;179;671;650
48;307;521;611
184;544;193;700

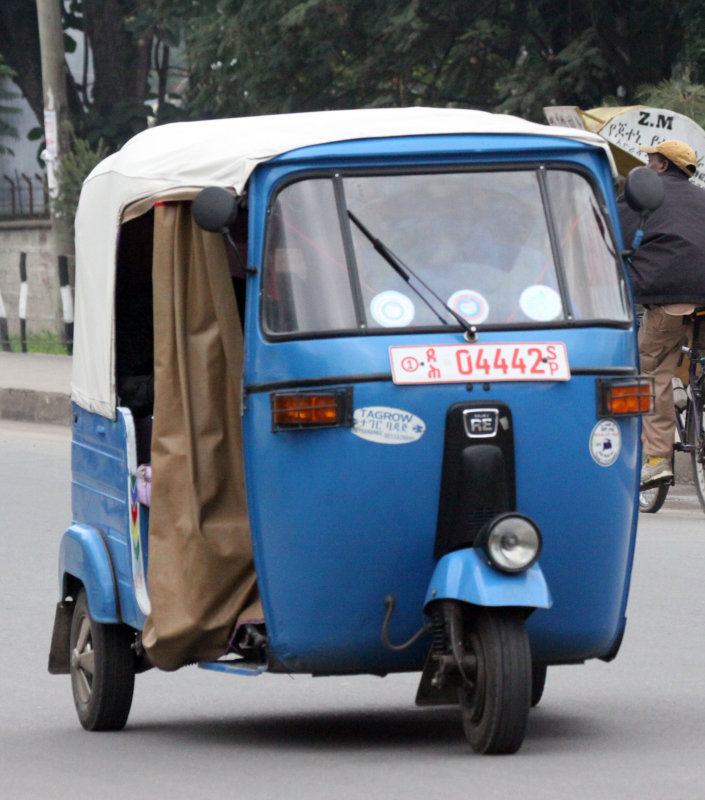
618;171;705;305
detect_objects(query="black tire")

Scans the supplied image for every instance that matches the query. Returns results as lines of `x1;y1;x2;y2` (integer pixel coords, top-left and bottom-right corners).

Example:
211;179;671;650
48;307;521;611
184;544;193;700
687;390;705;514
69;589;136;731
531;662;547;707
639;481;669;514
458;607;531;755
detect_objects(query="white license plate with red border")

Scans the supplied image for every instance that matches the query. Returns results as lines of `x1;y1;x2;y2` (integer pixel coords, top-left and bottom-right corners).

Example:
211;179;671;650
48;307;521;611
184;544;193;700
389;342;570;384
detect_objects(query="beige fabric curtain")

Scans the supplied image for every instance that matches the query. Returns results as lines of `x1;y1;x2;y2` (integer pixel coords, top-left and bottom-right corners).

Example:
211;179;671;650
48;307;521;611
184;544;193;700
142;201;259;670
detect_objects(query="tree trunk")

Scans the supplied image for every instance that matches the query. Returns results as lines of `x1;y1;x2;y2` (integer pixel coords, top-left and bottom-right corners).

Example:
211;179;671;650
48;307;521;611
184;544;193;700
0;0;45;124
81;0;151;114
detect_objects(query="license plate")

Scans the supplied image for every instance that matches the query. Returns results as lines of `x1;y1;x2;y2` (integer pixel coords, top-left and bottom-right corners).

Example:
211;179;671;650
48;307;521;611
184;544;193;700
389;342;570;384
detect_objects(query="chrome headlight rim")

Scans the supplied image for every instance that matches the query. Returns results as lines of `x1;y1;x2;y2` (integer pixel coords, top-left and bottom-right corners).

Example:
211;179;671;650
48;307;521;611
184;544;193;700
475;512;542;574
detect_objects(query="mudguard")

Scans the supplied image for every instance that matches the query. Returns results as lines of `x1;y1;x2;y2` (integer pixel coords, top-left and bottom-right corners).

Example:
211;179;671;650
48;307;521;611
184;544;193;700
58;524;120;623
424;547;552;611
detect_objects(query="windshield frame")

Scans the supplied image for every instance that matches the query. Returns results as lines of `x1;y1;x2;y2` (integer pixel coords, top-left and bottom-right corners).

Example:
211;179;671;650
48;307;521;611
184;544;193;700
259;161;630;341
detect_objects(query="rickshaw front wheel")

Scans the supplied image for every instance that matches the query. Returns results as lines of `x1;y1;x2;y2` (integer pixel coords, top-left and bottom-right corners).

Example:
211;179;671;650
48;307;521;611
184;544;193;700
458;607;531;755
69;589;136;731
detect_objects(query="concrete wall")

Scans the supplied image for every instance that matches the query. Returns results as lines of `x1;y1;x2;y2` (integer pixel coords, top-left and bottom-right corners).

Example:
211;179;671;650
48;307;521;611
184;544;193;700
1;74;64;342
0;219;63;336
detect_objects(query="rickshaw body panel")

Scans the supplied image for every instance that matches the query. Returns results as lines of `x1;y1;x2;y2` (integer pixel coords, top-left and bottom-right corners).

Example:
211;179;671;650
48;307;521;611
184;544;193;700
243;346;640;672
240;135;641;674
68;405;147;629
424;549;552;610
59;523;120;624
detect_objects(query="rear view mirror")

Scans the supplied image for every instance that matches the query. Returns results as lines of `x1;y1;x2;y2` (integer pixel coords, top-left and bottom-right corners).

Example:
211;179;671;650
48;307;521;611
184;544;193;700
192;187;239;232
623;166;664;213
622;167;664;254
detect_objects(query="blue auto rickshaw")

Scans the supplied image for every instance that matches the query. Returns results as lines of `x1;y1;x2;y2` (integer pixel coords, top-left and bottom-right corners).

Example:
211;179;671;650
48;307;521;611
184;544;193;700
48;107;657;754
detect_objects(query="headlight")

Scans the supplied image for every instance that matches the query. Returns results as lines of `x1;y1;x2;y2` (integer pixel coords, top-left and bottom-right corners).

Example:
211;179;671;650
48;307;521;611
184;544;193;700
476;513;542;573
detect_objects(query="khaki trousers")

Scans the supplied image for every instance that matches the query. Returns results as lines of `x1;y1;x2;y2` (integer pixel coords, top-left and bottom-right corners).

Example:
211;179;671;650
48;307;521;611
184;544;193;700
638;306;690;459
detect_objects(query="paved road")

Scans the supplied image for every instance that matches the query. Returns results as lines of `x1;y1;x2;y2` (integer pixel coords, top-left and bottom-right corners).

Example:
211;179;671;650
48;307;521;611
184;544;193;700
2;420;704;799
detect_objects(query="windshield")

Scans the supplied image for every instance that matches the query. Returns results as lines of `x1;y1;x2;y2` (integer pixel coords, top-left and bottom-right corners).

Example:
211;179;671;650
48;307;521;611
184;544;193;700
262;168;628;336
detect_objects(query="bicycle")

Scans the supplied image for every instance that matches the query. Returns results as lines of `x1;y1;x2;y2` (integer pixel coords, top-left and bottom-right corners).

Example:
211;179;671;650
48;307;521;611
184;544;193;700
639;307;705;513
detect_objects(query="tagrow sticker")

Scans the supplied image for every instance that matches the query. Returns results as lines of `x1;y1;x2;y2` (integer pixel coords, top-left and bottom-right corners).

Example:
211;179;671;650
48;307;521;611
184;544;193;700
389;342;570;384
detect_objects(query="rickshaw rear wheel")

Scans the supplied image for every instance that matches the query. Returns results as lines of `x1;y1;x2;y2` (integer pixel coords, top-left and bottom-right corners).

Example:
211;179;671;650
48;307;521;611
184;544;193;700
69;589;136;731
531;662;547;707
458;607;531;755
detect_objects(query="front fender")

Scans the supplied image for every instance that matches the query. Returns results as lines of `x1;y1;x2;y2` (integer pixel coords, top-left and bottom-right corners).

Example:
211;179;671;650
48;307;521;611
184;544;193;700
58;524;120;623
424;548;552;611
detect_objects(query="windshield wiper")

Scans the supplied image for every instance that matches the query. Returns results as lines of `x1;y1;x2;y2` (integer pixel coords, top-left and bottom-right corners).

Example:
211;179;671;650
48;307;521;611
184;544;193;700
347;210;478;339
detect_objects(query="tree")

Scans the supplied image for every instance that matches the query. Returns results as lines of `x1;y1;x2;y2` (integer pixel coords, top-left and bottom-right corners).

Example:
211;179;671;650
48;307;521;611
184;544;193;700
52;123;108;228
0;0;154;151
3;0;705;148
184;0;522;117
0;1;45;126
181;0;702;123
72;0;153;147
0;56;20;155
496;0;687;119
123;0;194;125
636;71;705;130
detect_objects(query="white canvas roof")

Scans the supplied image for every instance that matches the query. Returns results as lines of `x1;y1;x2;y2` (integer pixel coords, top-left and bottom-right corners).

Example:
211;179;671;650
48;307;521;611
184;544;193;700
71;106;614;417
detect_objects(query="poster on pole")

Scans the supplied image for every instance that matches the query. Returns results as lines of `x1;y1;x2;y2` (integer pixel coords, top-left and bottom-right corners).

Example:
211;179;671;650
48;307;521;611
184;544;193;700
42;88;59;197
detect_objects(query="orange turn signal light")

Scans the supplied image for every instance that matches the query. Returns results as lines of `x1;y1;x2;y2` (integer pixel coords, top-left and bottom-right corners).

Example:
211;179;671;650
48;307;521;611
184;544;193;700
596;377;655;417
271;388;353;431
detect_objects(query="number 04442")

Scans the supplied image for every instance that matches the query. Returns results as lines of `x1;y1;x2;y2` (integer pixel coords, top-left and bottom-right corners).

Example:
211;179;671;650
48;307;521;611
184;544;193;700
389;342;570;384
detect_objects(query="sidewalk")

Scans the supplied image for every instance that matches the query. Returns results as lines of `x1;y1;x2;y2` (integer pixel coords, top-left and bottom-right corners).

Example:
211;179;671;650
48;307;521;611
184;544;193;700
0;351;72;425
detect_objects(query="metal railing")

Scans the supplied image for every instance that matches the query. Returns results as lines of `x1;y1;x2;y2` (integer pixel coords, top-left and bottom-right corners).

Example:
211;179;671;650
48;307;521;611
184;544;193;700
0;173;49;218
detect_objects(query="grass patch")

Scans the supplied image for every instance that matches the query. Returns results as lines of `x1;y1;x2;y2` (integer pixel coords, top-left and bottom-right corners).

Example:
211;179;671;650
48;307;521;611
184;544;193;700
2;331;70;354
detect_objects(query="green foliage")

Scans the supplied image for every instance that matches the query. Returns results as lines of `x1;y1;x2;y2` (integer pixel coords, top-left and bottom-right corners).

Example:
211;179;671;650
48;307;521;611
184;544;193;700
6;0;705;164
676;0;705;82
51;123;108;228
493;1;689;121
79;98;152;151
6;330;67;354
0;55;19;155
184;0;524;117
178;0;699;123
126;0;190;49
636;71;705;130
125;0;193;127
497;28;612;120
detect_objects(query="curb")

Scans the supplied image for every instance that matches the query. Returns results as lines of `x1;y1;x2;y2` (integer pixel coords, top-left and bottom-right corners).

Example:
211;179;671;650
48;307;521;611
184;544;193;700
0;388;71;425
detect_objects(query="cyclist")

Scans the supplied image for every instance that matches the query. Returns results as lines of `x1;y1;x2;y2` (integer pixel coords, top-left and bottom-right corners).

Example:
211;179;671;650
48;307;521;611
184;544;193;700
618;140;705;488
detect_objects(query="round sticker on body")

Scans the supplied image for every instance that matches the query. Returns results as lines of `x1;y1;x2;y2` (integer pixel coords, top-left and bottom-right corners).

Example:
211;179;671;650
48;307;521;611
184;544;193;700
446;289;489;324
589;419;621;467
519;285;562;321
352;406;426;445
370;291;415;327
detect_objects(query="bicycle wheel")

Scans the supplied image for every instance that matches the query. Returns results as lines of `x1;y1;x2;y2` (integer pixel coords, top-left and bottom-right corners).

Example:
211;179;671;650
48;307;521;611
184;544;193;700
639;481;669;513
686;385;705;513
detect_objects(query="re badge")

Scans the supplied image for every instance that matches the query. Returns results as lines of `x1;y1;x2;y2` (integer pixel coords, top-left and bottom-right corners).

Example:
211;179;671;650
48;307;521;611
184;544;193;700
463;408;499;438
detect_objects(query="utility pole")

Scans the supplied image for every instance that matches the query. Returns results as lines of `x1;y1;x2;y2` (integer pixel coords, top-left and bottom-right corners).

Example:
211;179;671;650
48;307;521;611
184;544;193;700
36;0;74;351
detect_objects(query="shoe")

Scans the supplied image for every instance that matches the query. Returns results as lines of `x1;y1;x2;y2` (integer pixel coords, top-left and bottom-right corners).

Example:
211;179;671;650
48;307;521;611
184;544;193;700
640;458;673;488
